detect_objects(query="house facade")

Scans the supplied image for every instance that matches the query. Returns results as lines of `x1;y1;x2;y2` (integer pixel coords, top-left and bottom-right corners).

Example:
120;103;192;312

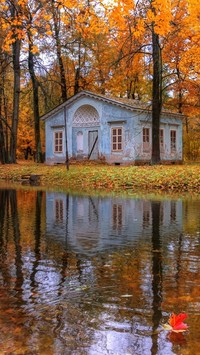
41;90;183;165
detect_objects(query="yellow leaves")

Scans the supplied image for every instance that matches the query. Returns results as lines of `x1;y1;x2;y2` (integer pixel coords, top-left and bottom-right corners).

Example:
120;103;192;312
147;0;172;36
133;18;145;39
46;30;52;36
62;0;78;9
17;0;27;6
12;18;23;27
30;28;37;36
118;0;134;12
147;9;155;23
43;14;52;21
31;45;39;54
1;22;9;30
188;0;200;21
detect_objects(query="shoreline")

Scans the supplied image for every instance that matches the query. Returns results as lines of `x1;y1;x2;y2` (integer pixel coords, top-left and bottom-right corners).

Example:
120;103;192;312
0;161;200;194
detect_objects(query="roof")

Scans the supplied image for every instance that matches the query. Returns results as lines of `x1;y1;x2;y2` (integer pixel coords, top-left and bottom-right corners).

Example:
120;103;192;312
40;90;183;121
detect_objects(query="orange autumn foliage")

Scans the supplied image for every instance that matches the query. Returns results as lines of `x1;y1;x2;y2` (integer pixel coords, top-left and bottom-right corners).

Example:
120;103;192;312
0;0;199;161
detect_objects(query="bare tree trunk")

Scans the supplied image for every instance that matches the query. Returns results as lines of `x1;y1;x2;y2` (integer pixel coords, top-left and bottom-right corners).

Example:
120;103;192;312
74;67;80;95
151;28;162;165
28;36;43;163
0;86;6;164
74;40;81;95
51;0;67;102
176;66;183;114
10;38;21;163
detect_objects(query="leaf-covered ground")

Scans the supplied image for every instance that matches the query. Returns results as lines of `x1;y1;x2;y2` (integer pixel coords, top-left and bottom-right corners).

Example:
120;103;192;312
0;161;200;193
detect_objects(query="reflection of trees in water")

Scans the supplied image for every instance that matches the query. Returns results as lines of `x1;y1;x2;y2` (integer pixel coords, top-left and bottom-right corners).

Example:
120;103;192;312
183;200;200;233
1;189;200;353
0;189;24;295
151;201;162;355
0;190;8;260
0;189;28;352
10;190;24;295
0;190;10;283
30;191;43;291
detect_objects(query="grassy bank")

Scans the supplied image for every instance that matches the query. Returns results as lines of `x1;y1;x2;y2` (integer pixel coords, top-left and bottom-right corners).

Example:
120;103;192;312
0;160;200;194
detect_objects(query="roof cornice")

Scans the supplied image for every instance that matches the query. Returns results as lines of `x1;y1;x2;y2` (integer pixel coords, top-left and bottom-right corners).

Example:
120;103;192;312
40;90;183;121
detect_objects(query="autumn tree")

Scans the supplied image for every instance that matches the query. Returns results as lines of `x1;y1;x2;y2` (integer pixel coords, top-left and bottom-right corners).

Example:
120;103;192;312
49;0;68;101
0;0;24;163
0;48;8;164
149;1;165;164
24;1;46;162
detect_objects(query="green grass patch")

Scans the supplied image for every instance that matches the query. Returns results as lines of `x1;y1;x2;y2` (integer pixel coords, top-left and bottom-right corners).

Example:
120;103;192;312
0;161;200;194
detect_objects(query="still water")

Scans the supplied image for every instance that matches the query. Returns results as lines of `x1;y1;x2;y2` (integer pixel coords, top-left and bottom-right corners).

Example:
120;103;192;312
0;187;200;355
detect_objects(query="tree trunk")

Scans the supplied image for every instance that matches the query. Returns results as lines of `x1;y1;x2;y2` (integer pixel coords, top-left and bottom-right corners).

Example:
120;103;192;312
10;39;21;163
28;37;43;163
0;87;6;164
3;88;9;162
176;66;183;114
51;0;67;102
151;28;162;165
74;40;81;95
74;67;80;95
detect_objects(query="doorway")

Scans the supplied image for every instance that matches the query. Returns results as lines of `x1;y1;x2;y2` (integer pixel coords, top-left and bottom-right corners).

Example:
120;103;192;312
88;130;98;160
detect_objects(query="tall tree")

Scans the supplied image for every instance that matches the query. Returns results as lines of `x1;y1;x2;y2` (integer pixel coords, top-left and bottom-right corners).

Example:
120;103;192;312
0;49;7;163
0;85;6;164
150;3;163;164
50;0;68;101
9;2;22;163
0;0;24;163
25;2;44;162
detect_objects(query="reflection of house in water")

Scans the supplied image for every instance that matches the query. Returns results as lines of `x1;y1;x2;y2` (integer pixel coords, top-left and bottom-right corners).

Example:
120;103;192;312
55;199;64;222
46;193;183;255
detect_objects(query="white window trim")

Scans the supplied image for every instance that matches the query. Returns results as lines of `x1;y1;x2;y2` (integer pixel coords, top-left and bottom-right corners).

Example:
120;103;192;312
111;126;123;152
54;130;63;154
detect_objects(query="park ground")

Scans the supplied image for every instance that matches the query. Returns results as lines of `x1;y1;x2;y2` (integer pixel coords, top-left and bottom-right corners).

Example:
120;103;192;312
0;160;200;195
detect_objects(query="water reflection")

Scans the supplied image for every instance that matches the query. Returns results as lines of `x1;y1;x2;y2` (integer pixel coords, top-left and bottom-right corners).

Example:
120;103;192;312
46;193;183;255
0;188;200;354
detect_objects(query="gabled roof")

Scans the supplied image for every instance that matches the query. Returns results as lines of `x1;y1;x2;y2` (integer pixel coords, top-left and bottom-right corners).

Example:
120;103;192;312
40;90;183;120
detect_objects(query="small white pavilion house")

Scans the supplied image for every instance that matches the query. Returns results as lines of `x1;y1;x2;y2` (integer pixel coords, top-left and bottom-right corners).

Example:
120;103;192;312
40;90;183;165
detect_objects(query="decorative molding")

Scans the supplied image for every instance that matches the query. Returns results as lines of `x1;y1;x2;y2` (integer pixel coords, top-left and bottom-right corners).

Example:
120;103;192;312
51;125;64;129
72;105;100;127
108;120;127;125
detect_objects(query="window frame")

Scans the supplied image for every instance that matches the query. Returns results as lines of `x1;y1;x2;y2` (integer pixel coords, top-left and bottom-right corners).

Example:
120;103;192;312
142;127;150;152
170;129;177;153
54;130;63;154
160;128;164;151
111;127;123;152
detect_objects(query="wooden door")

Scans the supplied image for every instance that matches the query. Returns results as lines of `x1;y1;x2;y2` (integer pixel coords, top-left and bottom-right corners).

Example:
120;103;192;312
88;130;98;160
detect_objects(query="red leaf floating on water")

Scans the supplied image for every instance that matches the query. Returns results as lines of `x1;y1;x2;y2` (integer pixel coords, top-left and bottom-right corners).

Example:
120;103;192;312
169;313;188;331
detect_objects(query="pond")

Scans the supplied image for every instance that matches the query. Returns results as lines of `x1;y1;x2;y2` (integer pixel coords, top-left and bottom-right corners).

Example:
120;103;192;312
0;186;200;355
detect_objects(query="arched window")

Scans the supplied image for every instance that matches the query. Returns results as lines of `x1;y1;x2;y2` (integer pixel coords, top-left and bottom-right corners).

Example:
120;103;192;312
73;105;100;127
